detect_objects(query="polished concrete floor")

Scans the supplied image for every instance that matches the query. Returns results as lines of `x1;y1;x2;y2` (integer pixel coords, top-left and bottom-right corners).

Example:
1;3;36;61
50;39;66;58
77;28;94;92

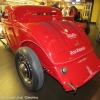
0;24;100;100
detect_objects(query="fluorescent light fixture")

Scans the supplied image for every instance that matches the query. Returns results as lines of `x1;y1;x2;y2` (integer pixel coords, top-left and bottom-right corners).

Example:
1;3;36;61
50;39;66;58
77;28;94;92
76;0;80;2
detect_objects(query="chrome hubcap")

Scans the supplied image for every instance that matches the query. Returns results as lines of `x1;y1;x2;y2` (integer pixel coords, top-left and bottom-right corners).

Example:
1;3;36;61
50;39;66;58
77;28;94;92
19;60;32;84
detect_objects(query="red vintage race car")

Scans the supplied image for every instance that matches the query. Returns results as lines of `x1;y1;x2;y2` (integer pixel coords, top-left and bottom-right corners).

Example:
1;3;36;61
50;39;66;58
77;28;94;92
1;5;100;93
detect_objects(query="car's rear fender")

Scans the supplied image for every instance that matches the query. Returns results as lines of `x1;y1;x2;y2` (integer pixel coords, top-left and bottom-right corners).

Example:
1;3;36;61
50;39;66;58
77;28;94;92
48;51;100;91
19;41;65;84
20;41;53;68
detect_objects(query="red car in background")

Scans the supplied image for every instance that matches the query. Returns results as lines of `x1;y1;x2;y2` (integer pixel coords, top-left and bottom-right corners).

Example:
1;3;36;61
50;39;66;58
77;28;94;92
68;5;90;35
1;5;100;93
63;15;89;35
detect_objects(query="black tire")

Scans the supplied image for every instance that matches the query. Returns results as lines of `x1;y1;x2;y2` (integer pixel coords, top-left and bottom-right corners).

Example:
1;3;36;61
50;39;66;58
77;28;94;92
15;47;44;91
77;20;90;35
85;24;90;35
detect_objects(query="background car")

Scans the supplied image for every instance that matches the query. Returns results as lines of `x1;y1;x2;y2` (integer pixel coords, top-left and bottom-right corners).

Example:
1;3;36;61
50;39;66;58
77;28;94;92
68;5;90;35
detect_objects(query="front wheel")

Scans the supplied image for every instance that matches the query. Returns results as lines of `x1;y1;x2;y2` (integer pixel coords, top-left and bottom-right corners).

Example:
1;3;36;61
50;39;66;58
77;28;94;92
15;47;44;91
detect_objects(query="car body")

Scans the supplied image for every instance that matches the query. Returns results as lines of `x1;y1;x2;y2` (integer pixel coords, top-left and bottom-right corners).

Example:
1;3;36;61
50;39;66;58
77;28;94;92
1;5;100;92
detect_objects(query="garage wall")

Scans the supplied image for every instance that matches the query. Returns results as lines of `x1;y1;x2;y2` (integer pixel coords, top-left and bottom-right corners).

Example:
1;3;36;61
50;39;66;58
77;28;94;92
91;0;99;22
96;1;100;30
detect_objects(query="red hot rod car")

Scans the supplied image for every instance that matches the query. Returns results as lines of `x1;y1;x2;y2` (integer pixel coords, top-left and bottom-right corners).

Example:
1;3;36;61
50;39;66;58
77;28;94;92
1;5;100;92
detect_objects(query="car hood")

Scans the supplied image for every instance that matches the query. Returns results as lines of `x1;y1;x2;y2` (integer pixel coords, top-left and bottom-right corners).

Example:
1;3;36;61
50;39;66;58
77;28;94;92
20;20;93;63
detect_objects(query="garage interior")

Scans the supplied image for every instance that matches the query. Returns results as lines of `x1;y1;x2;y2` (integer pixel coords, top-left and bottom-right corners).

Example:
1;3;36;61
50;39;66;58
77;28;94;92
0;0;100;100
0;24;100;100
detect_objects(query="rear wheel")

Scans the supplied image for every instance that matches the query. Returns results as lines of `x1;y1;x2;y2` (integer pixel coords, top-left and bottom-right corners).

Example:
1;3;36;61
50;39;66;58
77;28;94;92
15;47;44;91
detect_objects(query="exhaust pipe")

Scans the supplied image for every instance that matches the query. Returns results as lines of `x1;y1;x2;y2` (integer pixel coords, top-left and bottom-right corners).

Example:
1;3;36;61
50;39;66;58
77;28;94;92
68;83;78;94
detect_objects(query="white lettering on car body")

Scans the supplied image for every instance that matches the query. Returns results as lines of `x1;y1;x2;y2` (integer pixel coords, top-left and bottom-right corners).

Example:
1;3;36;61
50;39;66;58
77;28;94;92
66;33;77;39
70;47;85;55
